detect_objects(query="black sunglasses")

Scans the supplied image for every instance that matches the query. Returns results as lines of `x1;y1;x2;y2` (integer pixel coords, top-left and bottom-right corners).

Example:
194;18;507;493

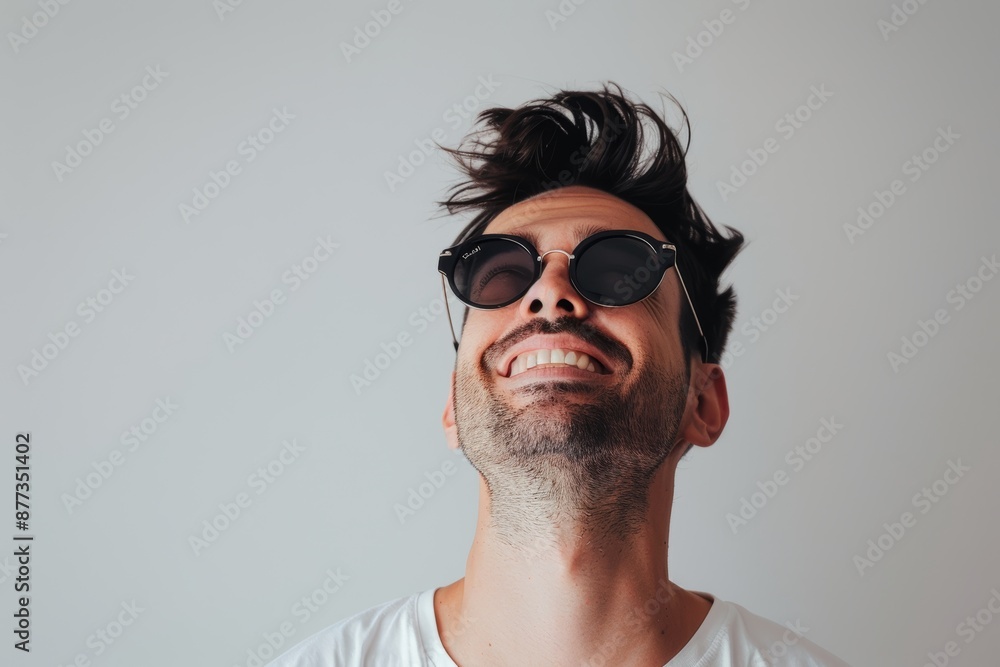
437;229;708;362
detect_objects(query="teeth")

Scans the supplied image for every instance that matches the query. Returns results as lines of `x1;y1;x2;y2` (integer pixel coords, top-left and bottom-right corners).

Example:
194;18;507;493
512;355;525;376
507;348;605;377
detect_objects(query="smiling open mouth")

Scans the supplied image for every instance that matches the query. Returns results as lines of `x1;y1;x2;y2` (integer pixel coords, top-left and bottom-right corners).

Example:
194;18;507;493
506;348;609;378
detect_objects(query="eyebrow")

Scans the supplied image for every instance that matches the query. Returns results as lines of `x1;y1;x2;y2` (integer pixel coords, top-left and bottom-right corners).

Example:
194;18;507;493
501;223;614;250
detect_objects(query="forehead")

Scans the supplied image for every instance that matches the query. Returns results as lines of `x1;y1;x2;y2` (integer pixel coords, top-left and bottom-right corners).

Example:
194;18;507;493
481;186;666;246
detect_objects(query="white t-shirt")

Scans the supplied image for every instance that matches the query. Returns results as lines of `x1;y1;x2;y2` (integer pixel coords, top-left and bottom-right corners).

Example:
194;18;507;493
266;588;850;666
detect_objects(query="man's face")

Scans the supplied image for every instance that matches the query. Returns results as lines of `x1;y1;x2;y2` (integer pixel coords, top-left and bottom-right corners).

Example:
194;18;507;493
450;186;694;501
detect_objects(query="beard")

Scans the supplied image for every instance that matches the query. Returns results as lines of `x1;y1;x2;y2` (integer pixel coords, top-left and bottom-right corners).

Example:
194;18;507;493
452;316;690;548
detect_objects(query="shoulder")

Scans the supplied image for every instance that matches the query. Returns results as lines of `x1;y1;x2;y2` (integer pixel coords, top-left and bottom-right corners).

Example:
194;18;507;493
672;593;851;667
265;590;429;667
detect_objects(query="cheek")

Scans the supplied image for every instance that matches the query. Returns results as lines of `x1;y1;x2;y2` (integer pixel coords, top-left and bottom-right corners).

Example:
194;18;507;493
464;309;502;337
632;293;672;342
638;292;669;322
628;295;684;371
647;287;684;343
459;313;505;373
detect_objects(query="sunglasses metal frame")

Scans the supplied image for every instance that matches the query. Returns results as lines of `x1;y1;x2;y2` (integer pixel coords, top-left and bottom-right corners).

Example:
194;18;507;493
437;229;709;363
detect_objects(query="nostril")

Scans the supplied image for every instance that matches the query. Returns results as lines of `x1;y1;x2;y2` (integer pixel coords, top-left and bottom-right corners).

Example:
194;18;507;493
529;299;542;313
557;298;574;311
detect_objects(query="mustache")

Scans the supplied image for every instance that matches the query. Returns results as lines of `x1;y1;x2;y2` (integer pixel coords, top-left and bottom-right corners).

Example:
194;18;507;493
482;316;633;372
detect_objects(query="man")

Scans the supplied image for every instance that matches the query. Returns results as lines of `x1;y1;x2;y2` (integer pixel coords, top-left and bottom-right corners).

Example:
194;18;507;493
269;83;849;666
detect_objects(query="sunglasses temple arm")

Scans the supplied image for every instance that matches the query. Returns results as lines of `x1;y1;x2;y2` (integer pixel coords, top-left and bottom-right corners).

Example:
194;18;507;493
440;273;459;353
673;265;709;364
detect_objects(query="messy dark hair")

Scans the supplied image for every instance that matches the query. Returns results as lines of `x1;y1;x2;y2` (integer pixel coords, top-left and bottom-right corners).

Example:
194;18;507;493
436;82;746;368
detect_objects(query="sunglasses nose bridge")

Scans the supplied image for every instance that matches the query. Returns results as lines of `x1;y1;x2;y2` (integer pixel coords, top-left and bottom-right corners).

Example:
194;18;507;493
534;247;576;288
515;246;589;318
538;248;574;262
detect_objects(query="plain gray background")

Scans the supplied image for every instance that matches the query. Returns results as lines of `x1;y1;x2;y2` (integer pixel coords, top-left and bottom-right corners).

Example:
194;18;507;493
2;1;998;665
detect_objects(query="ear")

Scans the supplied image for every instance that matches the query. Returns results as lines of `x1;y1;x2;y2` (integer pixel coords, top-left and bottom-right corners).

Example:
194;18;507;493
442;371;460;451
676;363;729;451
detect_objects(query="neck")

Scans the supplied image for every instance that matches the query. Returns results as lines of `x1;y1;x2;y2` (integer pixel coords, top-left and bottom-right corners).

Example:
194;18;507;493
434;459;712;666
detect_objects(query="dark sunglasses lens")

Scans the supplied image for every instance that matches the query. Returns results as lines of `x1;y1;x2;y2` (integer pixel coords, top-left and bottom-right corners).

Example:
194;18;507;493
453;238;536;307
575;236;673;305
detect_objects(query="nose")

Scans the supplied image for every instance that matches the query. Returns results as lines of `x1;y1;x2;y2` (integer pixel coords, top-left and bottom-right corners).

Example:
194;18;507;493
516;249;592;321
